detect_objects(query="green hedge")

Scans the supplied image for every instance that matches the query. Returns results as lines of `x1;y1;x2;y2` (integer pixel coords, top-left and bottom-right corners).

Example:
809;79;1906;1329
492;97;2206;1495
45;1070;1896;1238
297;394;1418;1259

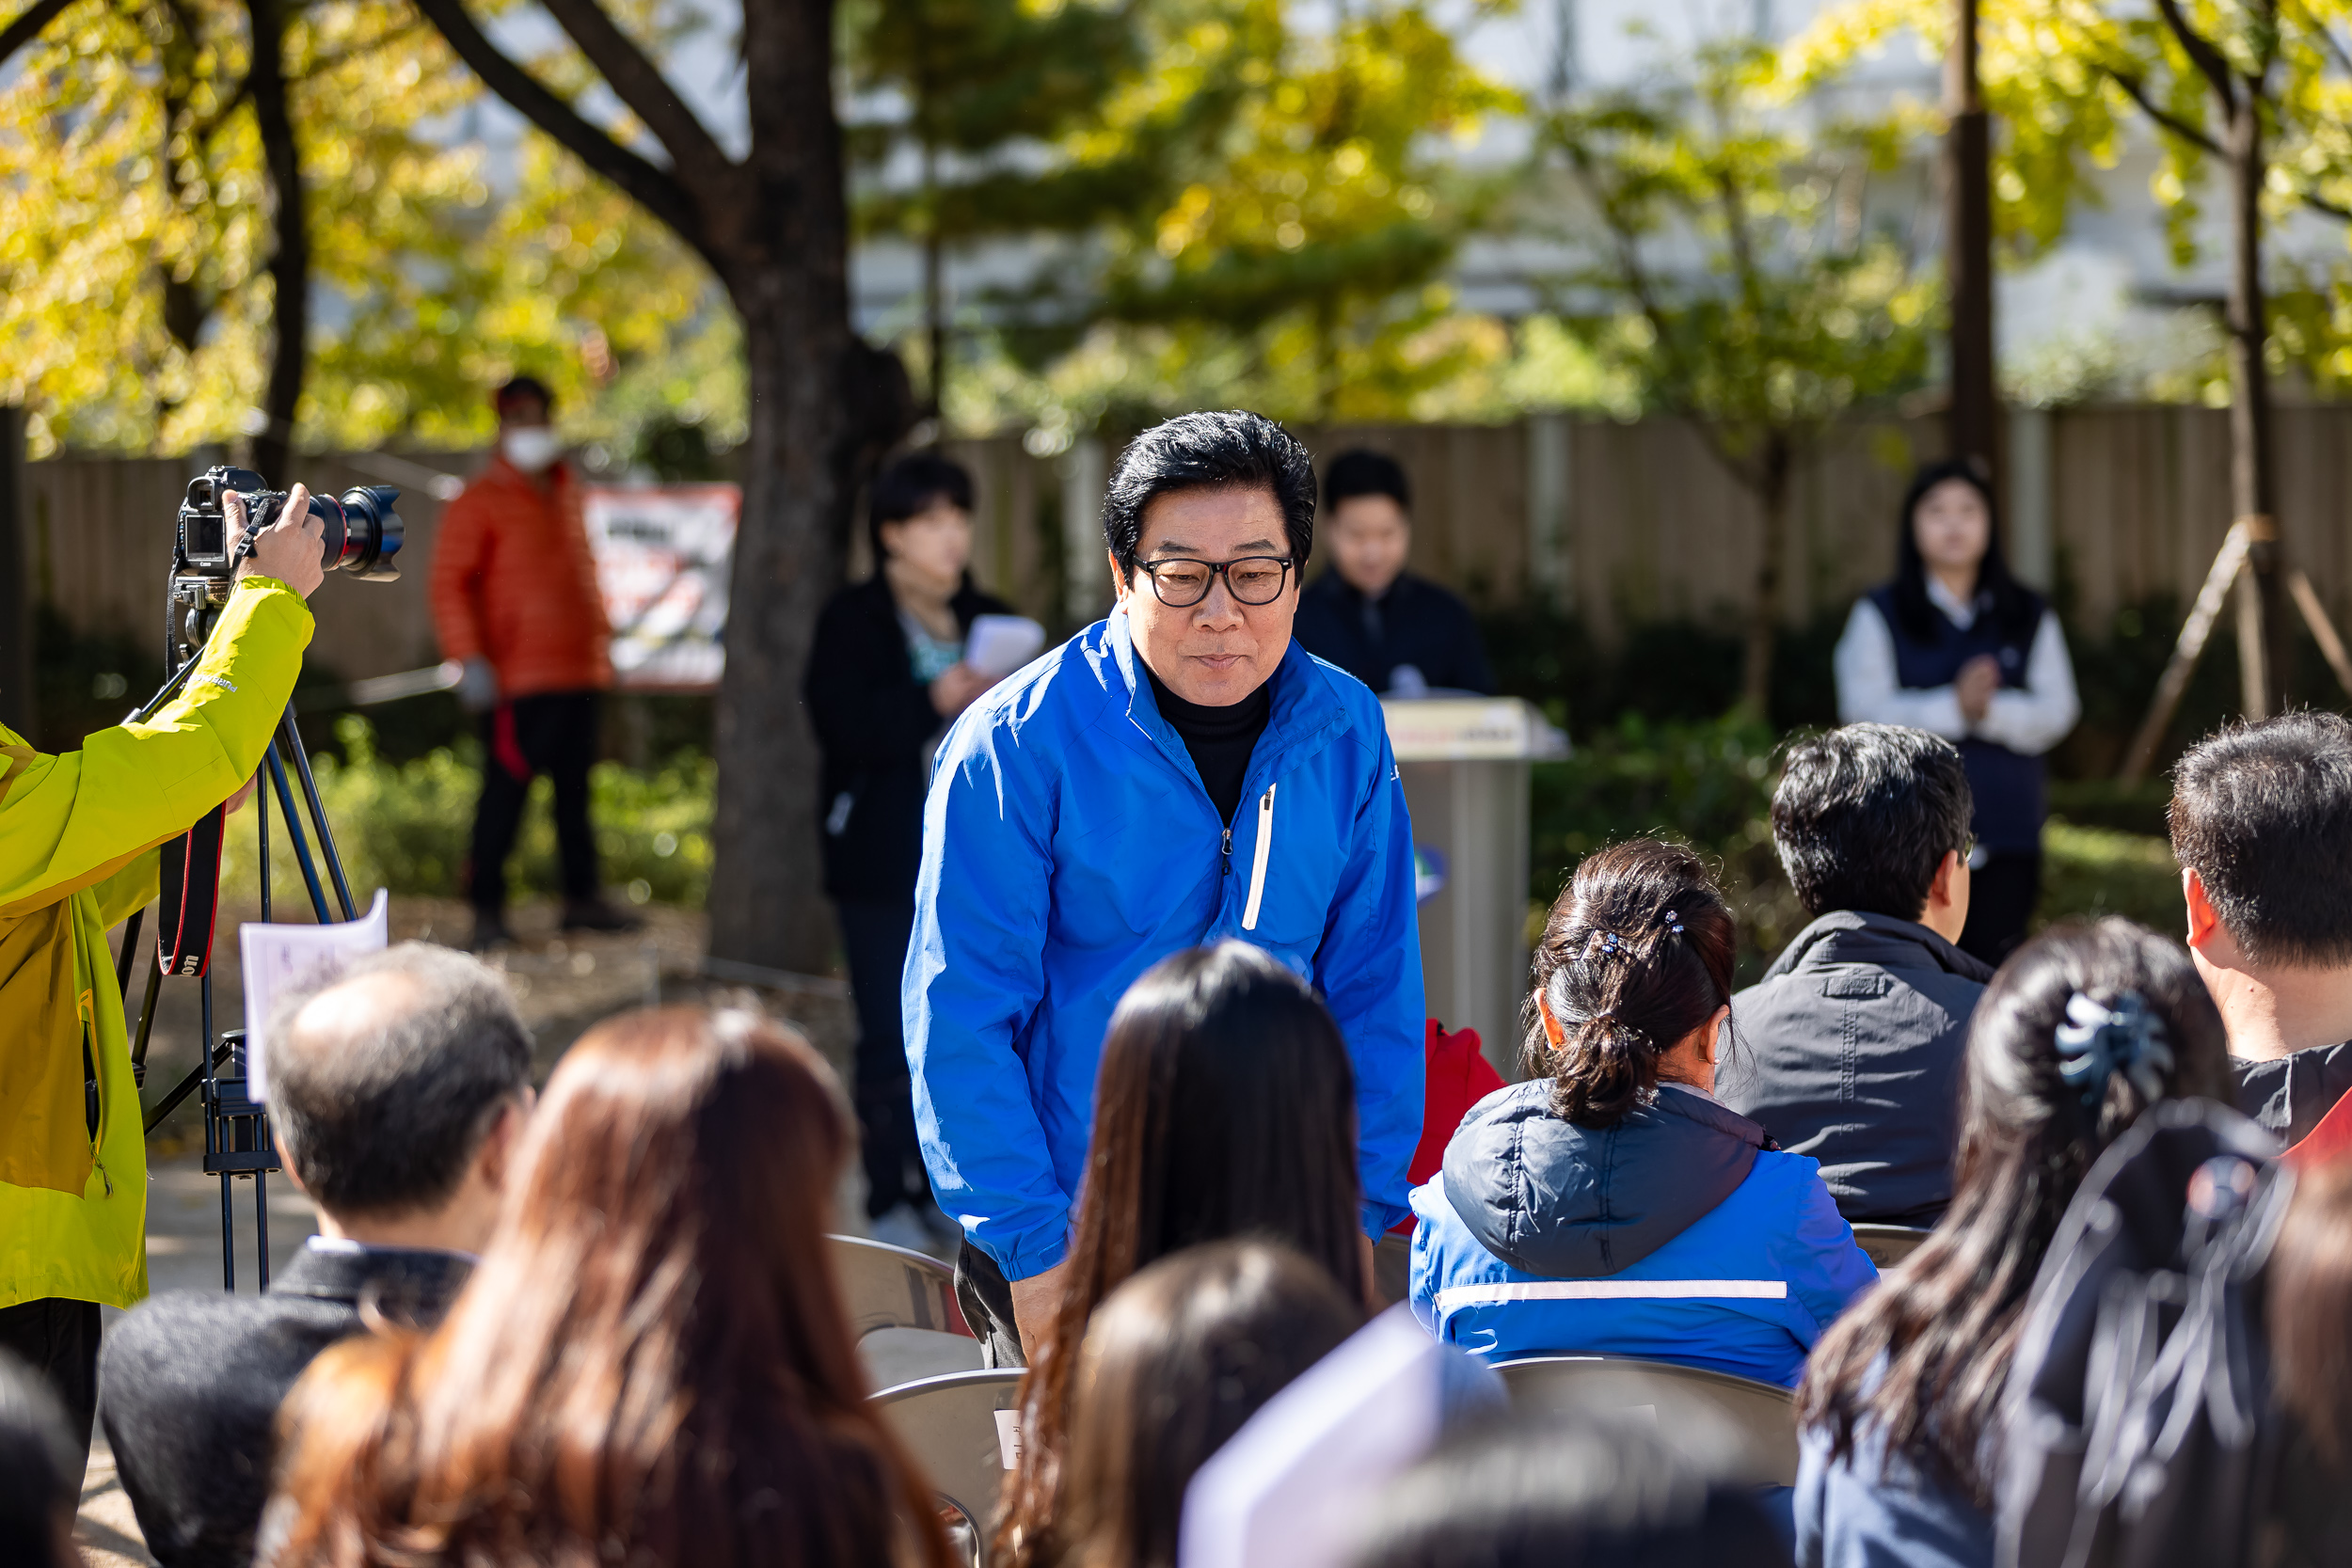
219;717;714;908
1528;716;2185;982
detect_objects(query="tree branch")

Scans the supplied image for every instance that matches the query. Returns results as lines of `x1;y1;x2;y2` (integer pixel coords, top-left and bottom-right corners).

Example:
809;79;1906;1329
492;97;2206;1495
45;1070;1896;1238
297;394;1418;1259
2104;67;2222;155
2152;0;2240;108
535;0;729;179
0;0;76;70
406;0;709;256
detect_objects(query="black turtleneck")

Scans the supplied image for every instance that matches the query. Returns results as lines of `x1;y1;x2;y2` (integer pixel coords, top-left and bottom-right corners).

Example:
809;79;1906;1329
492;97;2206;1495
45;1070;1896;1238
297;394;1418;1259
1143;664;1273;826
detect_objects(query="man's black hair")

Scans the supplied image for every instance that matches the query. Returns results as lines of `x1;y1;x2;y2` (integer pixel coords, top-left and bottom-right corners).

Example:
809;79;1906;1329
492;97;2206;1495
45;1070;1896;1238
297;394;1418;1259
495;374;554;416
1324;448;1411;515
270;942;533;1218
2169;711;2352;967
1771;723;1975;923
1101;410;1316;575
867;451;976;566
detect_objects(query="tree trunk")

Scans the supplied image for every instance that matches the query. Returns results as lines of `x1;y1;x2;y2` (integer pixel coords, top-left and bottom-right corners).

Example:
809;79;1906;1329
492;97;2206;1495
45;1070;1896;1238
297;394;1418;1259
2223;88;2287;718
1944;0;1996;480
247;0;306;484
704;0;911;975
1740;436;1792;719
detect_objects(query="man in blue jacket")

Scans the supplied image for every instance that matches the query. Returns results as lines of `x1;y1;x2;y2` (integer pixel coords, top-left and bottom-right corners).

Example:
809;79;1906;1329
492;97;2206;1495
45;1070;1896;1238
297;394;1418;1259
905;409;1425;1363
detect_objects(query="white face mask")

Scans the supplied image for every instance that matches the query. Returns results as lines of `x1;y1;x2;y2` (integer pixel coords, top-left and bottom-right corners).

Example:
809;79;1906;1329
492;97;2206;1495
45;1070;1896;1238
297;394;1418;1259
502;426;563;473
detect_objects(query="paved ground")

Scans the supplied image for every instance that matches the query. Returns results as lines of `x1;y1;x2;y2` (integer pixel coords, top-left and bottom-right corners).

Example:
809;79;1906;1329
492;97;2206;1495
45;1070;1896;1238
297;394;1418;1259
74;895;981;1564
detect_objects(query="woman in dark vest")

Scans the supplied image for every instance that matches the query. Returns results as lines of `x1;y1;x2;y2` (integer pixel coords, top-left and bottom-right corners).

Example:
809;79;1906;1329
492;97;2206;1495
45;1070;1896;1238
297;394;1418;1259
804;451;1012;1252
1834;458;2078;963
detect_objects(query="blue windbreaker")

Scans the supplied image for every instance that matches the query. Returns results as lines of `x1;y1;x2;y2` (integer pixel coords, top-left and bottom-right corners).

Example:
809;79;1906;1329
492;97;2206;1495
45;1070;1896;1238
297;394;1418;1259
1409;1081;1878;1387
904;609;1426;1281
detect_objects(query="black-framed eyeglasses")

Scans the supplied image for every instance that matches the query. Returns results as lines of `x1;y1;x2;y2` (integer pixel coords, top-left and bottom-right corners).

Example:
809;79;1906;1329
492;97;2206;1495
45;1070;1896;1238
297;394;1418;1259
1134;555;1295;608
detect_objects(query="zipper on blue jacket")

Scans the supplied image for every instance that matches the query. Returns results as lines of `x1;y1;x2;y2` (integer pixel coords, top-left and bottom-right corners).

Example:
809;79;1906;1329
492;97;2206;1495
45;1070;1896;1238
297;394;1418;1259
1221;824;1232;875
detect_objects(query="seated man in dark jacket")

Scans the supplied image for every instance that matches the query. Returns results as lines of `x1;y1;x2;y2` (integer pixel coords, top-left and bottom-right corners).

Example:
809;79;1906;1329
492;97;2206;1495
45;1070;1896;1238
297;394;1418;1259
1292;449;1492;696
2169;713;2352;1145
97;944;532;1568
1720;724;1991;1227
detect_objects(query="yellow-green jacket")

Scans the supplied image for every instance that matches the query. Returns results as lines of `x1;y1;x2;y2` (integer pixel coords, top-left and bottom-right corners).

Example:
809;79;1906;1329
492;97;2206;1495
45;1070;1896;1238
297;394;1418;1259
1;578;312;1310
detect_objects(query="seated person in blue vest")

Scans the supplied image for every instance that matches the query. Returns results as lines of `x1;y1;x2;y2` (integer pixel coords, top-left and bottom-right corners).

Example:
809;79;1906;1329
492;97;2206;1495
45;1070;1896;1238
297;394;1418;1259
2169;713;2352;1147
804;451;1011;1255
906;409;1426;1366
1720;724;1994;1227
97;943;532;1568
1292;448;1493;697
1795;920;2234;1568
1410;838;1876;1387
1834;457;2078;965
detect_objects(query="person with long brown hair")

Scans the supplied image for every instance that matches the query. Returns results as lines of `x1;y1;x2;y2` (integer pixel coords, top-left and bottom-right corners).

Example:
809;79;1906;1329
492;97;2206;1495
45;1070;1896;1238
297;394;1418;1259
994;942;1370;1568
2264;1155;2352;1566
1049;1241;1362;1568
1794;920;2233;1568
258;1006;952;1568
1410;839;1876;1386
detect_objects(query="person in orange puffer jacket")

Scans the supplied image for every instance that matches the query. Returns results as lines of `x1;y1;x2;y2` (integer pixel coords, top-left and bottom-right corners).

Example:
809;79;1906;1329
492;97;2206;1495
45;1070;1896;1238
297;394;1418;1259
429;375;635;949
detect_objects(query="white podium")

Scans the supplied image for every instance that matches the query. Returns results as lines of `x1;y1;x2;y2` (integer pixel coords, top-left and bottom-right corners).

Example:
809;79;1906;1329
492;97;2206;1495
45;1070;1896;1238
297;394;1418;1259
1382;698;1568;1084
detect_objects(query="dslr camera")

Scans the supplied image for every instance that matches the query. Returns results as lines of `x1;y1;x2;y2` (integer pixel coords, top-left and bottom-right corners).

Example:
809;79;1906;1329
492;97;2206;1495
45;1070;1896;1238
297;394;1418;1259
176;465;405;595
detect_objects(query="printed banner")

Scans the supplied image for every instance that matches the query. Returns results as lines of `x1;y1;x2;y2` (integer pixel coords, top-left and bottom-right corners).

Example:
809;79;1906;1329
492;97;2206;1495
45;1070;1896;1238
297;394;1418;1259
582;483;740;690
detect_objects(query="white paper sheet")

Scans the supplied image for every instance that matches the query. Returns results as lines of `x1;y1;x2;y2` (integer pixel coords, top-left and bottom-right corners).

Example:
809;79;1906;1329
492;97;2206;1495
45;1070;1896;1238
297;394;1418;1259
1178;1305;1446;1568
965;614;1047;678
239;887;390;1103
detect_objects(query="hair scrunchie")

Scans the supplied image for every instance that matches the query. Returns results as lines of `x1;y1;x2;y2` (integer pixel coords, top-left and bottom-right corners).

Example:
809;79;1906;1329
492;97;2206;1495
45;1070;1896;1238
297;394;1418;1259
2053;990;2173;1110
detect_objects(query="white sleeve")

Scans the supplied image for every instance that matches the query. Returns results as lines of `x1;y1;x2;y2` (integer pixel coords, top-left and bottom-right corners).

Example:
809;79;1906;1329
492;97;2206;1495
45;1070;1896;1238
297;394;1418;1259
1833;598;1967;738
1975;610;2080;757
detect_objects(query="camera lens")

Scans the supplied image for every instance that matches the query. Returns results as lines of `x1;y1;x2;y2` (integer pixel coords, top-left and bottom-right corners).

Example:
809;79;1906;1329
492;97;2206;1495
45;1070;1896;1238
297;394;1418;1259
317;485;405;579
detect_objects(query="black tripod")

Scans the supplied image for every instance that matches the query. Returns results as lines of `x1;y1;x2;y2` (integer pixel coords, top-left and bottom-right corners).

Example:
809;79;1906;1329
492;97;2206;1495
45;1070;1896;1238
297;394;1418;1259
119;588;360;1291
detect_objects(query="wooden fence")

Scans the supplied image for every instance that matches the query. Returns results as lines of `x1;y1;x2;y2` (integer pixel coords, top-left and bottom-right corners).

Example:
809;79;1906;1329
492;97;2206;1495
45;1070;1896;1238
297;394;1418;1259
28;404;2352;687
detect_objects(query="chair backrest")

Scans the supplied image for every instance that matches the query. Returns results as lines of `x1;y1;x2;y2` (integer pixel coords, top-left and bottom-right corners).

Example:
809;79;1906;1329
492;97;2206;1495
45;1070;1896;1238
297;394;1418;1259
1850;1224;1932;1271
1493;1355;1799;1486
830;1234;972;1338
873;1368;1025;1566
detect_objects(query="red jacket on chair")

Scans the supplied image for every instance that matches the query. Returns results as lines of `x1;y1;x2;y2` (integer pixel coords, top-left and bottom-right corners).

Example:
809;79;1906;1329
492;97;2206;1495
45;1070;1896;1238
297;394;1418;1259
1391;1019;1505;1236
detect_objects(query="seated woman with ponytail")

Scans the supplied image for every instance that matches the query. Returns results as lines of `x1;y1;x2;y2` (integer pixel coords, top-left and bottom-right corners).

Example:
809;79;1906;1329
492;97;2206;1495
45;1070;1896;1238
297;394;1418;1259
1408;839;1876;1387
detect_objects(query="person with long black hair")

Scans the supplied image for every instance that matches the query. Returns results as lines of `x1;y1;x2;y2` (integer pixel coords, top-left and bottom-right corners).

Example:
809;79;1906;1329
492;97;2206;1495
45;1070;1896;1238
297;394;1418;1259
1793;919;2234;1568
993;942;1370;1568
1834;458;2078;964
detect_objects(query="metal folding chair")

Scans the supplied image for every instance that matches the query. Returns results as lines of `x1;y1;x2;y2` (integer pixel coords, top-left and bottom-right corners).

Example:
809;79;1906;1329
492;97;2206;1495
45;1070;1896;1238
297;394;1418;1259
872;1368;1025;1566
1493;1354;1801;1485
1850;1223;1932;1271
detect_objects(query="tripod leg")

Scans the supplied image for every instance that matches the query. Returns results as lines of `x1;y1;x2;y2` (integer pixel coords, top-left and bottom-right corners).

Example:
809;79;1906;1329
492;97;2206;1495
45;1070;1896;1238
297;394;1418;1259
264;746;333;922
202;972;233;1292
280;706;357;921
255;1174;270;1289
114;908;145;999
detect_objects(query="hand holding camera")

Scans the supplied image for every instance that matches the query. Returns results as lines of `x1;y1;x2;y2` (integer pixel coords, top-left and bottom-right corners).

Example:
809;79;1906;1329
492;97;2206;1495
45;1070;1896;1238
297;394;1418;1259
229;483;329;599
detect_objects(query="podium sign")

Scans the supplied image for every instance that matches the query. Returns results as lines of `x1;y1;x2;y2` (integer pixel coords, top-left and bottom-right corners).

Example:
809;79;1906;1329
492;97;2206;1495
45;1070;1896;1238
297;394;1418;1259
1384;697;1566;1083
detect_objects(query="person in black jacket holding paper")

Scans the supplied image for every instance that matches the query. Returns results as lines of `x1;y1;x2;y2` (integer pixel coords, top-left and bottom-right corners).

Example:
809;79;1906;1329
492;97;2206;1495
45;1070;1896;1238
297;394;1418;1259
805;452;1011;1251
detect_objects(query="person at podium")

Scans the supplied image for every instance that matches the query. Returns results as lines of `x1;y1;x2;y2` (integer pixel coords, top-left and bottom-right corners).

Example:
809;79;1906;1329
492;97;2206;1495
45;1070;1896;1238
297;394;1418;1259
1294;449;1493;697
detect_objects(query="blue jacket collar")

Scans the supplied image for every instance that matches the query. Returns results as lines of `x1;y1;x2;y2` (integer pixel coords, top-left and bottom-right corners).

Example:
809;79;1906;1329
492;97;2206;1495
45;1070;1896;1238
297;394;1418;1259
1095;608;1354;791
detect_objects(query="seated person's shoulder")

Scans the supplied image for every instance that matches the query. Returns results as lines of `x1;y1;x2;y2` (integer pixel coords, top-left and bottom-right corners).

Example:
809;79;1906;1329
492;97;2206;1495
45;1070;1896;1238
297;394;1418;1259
104;1289;358;1420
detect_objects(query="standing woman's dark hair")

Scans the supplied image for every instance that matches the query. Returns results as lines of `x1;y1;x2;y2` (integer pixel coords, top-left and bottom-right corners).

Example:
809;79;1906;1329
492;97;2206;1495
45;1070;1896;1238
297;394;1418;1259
1800;919;2233;1506
1049;1242;1361;1568
261;1007;952;1568
1888;458;2041;646
1526;839;1739;1124
995;942;1367;1567
868;450;977;568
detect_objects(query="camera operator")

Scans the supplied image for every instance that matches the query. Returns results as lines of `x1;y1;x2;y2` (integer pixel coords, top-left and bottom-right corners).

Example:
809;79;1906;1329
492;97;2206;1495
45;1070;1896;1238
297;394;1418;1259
0;487;326;1481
